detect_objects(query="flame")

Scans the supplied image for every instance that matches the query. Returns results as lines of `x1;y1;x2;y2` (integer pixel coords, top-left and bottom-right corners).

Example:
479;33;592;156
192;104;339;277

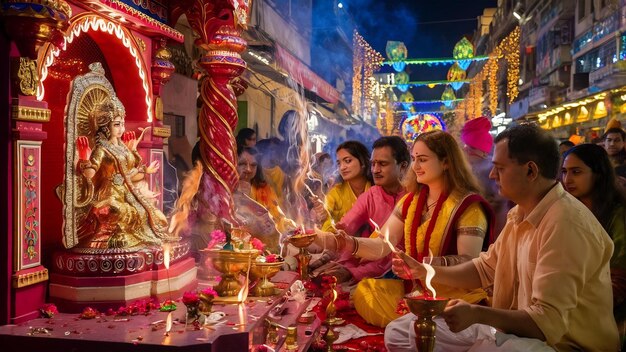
238;303;247;326
237;276;249;303
236;252;252;303
370;218;396;254
326;286;338;318
163;244;171;270
423;256;437;298
165;312;172;334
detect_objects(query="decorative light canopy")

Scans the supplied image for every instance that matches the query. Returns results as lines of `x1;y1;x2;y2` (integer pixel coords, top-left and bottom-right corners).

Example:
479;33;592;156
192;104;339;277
385;41;408;72
453;37;475;70
458;26;521;118
381;56;488;67
441;86;456;108
399;91;415;111
402;113;446;142
395;71;410;92
381;79;470;88
394;98;463;106
447;62;467;91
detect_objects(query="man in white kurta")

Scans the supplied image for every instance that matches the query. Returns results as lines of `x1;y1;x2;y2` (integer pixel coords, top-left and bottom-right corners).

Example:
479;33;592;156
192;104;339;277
385;125;620;351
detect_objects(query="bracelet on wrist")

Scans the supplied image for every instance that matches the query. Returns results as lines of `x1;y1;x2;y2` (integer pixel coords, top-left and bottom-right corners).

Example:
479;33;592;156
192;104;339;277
335;235;346;251
350;237;360;256
78;160;93;171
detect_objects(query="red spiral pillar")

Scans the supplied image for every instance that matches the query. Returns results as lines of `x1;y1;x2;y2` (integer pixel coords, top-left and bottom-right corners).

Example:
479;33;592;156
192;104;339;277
181;0;249;223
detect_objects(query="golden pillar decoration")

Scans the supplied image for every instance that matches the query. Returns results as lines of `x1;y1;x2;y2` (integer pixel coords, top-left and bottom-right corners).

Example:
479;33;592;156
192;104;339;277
1;0;71;96
16;57;38;96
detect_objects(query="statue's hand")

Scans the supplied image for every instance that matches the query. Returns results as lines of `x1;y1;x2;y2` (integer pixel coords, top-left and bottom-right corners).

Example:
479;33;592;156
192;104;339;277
145;160;160;174
122;131;138;150
76;136;92;161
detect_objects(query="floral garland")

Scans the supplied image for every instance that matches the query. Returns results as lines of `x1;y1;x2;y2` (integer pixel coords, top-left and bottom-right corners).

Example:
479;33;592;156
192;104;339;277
403;187;448;262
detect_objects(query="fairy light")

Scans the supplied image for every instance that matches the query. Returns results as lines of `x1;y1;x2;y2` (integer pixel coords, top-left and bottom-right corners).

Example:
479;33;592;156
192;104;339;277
352;31;363;116
474;71;484;117
503;26;521;103
381;56;489;66
352;30;384;118
38;14;153;122
457;26;519;117
380;79;471;88
487;56;499;115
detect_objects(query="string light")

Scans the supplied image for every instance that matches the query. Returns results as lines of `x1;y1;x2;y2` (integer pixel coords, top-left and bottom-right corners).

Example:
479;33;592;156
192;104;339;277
487;56;499;115
380;79;471;88
352;31;363;118
503;26;520;103
381;56;488;66
393;98;464;105
460;26;520;117
352;30;384;120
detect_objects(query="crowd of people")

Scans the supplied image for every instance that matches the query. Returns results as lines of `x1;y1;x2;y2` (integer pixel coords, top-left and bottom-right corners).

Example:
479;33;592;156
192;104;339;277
217;115;625;351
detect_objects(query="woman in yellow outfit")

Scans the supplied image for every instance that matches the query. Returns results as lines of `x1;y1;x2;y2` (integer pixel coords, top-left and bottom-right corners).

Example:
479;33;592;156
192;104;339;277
317;130;495;327
321;141;373;232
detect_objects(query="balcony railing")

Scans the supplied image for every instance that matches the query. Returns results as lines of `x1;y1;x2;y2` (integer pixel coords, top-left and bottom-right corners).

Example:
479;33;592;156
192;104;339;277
589;61;626;85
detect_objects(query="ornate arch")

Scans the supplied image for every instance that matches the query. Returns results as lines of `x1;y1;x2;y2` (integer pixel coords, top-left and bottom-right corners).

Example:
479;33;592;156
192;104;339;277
37;12;153;121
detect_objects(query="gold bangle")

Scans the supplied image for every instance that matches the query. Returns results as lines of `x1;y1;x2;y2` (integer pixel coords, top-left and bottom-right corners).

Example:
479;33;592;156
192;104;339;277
351;237;360;256
335;235;346;251
78;160;93;171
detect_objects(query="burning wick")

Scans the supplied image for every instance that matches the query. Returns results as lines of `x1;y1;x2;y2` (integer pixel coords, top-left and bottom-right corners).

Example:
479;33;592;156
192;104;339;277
163;244;173;301
372;217;423;293
163;244;171;270
369;218;397;254
423;256;437;299
165;312;172;336
236;252;252;303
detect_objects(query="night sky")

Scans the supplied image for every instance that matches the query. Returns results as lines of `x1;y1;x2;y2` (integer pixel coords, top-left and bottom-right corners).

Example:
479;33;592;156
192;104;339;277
344;0;498;100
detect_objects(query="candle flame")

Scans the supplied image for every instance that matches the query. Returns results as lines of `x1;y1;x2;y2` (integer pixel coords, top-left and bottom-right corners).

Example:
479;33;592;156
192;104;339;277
237;277;249;302
163;244;171;270
369;218;396;254
165;312;172;334
238;303;247;326
236;252;252;303
424;255;437;298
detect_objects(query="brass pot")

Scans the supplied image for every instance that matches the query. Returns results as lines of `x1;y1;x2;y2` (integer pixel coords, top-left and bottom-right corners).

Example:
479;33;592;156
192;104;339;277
404;295;450;352
200;249;258;297
250;261;283;296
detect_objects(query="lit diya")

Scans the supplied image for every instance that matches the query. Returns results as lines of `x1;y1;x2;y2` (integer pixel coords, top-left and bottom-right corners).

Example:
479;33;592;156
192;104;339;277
286;227;316;280
250;254;284;296
404;259;449;352
200;248;259;297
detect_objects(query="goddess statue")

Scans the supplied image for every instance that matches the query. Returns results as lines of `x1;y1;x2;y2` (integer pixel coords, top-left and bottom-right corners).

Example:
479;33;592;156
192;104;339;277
59;63;179;253
72;96;176;250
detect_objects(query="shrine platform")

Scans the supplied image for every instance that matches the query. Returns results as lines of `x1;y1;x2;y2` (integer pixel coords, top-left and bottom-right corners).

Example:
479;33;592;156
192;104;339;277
0;271;322;352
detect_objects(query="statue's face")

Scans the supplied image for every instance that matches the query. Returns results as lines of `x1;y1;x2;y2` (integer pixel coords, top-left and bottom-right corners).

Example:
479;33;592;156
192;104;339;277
110;116;125;140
